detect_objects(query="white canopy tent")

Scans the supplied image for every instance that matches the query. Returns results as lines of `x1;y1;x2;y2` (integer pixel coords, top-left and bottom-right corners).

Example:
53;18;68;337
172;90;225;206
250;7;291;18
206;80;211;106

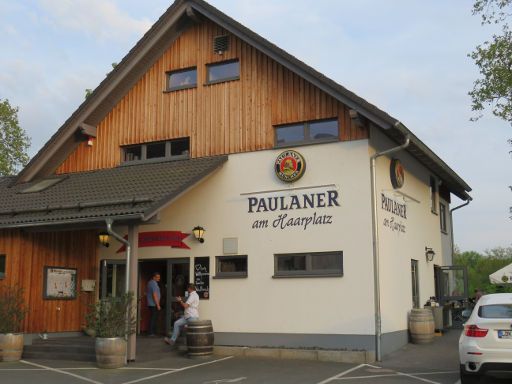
489;263;512;284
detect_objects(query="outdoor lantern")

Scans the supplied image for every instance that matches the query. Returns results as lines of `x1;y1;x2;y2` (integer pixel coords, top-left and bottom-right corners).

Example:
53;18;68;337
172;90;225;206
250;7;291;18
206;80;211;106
192;226;205;243
98;232;110;247
425;247;435;262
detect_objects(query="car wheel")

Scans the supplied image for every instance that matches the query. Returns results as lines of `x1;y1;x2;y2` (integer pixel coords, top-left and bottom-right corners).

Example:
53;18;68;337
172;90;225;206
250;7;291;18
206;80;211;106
460;366;480;384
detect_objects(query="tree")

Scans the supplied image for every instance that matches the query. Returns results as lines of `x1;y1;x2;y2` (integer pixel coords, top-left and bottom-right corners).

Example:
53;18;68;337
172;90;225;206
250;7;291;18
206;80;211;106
0;99;31;176
469;0;512;124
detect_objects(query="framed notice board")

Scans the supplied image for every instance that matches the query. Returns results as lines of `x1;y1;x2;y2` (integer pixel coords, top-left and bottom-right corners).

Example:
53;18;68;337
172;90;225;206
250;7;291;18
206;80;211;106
194;257;210;300
43;266;77;300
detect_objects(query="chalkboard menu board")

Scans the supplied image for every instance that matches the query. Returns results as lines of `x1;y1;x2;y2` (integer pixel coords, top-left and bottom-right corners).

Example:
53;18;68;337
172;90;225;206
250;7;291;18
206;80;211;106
194;257;210;299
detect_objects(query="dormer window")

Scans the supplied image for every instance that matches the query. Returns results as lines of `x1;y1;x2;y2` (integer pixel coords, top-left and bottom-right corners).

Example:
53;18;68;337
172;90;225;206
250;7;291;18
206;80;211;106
122;138;190;164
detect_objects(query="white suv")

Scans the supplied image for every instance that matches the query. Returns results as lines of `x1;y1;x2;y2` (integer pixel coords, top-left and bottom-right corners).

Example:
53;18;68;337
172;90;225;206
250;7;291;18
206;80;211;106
459;293;512;383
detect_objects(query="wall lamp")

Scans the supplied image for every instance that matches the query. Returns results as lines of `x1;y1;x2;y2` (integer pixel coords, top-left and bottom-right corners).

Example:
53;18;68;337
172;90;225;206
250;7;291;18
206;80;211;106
425;247;435;262
192;226;205;243
98;232;110;247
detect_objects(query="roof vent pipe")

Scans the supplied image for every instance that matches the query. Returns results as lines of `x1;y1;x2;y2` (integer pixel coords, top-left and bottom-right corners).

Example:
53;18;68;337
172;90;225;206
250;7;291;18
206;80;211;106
370;133;410;362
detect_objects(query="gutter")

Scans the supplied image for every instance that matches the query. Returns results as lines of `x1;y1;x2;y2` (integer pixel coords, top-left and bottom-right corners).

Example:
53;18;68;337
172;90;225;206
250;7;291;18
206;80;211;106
449;196;472;261
370;129;410;362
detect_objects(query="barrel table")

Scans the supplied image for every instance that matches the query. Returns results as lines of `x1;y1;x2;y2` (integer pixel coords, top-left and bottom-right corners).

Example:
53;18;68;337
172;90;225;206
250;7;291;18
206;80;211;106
186;320;214;358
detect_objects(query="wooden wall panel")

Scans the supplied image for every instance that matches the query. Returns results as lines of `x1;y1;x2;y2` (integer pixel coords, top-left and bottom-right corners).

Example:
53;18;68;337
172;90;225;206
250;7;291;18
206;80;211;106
57;19;367;174
0;229;97;333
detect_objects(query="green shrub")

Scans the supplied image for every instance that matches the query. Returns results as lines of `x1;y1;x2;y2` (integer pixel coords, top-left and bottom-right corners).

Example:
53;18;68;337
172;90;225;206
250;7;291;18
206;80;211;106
0;285;28;333
85;293;137;338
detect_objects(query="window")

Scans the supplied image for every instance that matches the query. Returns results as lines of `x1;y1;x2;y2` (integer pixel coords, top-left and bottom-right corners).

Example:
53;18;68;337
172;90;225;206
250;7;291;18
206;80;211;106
274;251;343;277
479;304;512;319
275;119;339;147
411;259;419;308
167;67;197;91
206;60;240;84
440;202;447;233
430;176;438;214
122;138;190;164
0;255;5;279
215;255;247;278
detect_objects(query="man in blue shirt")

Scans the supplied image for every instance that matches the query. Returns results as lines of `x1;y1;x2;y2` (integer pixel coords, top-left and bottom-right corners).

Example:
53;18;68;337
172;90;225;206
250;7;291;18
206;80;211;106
146;272;161;336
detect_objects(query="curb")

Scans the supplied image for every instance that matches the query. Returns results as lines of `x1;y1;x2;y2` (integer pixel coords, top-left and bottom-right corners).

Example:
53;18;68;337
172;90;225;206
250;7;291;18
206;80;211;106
213;346;375;363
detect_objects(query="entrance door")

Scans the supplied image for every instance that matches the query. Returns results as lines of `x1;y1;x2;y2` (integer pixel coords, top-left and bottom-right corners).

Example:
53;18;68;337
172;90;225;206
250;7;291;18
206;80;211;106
166;259;190;335
139;260;167;335
100;260;126;298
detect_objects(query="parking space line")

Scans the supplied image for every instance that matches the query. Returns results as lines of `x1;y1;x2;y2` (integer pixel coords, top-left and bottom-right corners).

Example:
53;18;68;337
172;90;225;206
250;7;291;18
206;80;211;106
314;363;367;384
20;360;103;384
120;356;235;384
396;371;441;384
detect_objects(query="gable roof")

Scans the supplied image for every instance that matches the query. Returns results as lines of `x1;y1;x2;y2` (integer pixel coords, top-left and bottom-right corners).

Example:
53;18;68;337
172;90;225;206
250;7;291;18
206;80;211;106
0;156;227;229
16;0;471;200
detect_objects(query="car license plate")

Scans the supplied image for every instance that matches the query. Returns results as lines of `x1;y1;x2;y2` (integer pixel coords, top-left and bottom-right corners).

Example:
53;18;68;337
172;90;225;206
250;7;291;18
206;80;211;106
497;330;512;339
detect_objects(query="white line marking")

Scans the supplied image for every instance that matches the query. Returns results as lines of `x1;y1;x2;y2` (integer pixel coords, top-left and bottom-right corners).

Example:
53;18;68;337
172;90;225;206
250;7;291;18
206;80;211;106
336;371;459;380
203;377;247;384
119;356;235;384
315;363;367;384
396;371;441;384
20;360;104;384
453;381;461;384
120;367;179;371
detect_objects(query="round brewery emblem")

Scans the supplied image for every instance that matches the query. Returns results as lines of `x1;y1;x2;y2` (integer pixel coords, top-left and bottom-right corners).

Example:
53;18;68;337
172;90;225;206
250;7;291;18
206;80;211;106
274;150;306;182
390;158;405;189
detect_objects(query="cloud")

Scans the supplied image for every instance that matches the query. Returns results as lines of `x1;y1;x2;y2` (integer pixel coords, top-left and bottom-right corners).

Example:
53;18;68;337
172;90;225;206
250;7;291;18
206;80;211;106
38;0;152;43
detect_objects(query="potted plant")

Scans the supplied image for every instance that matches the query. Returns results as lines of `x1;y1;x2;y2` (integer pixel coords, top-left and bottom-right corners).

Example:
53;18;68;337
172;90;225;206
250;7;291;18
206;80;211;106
0;285;28;362
85;292;137;368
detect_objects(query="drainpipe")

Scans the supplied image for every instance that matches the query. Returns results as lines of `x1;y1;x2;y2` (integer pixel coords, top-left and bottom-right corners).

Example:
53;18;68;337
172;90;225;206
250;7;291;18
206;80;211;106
106;218;131;294
370;132;410;362
449;196;472;262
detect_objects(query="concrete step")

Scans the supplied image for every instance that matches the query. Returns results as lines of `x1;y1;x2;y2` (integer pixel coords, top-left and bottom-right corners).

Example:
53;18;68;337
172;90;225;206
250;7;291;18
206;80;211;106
23;337;96;362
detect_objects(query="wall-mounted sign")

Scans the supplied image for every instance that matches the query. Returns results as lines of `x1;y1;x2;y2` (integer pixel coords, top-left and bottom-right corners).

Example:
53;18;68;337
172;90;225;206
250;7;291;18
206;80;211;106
274;150;306;182
116;231;190;253
381;193;407;234
390;159;405;189
194;257;210;300
43;266;77;300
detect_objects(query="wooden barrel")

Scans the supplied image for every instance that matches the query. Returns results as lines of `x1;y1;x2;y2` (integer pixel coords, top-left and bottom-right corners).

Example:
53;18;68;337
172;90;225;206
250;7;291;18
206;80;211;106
409;308;435;344
95;337;127;368
0;333;24;362
186;320;214;358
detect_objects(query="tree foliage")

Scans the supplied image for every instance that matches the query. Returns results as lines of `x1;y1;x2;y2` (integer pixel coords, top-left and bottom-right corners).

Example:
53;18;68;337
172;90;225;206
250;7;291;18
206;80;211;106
454;247;512;295
469;0;512;124
0;99;31;176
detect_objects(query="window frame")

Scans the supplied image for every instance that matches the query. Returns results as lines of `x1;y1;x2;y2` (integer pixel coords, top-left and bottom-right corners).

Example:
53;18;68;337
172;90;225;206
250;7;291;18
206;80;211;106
0;254;5;279
121;138;190;165
205;59;240;85
430;176;438;214
274;118;339;148
165;67;197;92
411;259;420;308
439;202;448;234
214;255;248;279
273;251;343;278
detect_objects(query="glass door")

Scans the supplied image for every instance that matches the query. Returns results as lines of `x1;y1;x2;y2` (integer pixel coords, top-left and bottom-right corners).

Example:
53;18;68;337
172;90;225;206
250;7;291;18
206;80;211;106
166;259;190;336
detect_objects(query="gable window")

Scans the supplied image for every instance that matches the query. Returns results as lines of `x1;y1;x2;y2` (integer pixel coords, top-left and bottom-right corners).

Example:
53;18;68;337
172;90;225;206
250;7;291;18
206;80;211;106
430;176;438;214
206;59;240;84
122;138;189;164
275;119;339;148
0;254;5;279
440;202;448;233
274;251;343;277
215;255;248;278
167;67;197;91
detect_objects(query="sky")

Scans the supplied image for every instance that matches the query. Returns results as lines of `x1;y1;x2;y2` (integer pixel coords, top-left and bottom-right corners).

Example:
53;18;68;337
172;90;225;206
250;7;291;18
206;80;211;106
0;0;510;253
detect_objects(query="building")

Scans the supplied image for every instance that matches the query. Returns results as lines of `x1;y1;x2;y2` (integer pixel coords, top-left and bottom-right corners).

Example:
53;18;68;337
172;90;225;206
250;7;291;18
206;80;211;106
0;0;471;360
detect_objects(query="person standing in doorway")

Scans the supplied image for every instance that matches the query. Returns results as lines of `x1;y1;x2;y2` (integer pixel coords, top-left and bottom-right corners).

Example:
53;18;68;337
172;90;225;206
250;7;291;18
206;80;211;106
164;283;199;347
146;272;161;336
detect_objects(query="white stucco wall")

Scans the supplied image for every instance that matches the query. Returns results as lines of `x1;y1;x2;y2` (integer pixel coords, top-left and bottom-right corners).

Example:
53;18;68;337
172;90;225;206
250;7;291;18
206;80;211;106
100;140;377;336
370;128;452;334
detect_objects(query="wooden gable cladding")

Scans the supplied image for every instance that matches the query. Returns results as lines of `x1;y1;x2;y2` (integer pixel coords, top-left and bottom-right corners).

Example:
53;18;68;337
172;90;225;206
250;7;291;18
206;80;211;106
57;19;367;174
0;229;97;333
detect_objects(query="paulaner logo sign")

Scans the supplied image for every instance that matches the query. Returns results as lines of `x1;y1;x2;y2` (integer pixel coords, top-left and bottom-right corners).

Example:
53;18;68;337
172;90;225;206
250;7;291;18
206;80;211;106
381;193;407;233
247;189;340;230
274;150;306;182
